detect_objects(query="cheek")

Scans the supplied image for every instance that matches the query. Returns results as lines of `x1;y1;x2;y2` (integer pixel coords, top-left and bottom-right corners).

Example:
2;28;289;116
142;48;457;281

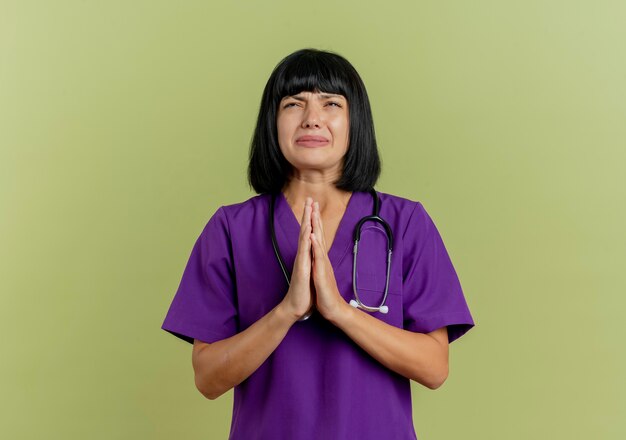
331;119;350;146
276;118;290;149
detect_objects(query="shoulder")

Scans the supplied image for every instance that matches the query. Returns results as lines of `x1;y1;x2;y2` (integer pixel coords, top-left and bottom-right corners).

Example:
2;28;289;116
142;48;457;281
375;189;425;219
219;193;270;223
374;190;435;239
375;190;422;212
200;193;270;235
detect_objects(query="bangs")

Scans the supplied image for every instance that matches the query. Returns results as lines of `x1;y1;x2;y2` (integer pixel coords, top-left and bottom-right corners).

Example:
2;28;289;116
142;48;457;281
273;54;351;99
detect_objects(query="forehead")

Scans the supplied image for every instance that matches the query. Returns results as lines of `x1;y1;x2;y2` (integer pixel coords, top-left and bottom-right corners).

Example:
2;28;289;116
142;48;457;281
281;91;346;101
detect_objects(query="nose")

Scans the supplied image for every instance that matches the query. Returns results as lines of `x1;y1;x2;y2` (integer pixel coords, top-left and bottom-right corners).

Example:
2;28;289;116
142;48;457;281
302;105;322;128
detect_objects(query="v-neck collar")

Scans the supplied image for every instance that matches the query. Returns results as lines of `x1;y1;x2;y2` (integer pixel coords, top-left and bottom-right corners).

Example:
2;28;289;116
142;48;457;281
274;190;370;270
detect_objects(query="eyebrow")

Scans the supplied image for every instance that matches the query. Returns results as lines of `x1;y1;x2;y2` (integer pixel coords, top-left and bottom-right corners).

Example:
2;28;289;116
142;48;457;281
282;93;345;102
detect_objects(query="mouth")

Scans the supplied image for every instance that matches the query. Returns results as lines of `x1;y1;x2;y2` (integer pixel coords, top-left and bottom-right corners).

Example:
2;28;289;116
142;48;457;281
296;135;330;147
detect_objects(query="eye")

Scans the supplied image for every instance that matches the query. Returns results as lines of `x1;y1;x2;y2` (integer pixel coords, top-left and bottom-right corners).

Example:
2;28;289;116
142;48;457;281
326;101;342;108
282;102;298;109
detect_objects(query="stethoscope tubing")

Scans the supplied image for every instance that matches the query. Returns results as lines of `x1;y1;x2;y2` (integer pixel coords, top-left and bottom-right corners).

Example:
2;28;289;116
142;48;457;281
270;188;393;320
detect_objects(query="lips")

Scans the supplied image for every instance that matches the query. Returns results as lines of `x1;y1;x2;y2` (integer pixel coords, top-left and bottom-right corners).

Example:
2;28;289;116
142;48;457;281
296;135;329;142
296;135;330;147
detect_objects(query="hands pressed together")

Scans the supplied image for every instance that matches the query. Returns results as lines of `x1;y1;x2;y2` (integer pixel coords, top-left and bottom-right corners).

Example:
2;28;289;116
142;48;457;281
281;197;349;323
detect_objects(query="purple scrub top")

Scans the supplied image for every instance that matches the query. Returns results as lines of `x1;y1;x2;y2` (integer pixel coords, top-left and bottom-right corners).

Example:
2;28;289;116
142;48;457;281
162;190;475;440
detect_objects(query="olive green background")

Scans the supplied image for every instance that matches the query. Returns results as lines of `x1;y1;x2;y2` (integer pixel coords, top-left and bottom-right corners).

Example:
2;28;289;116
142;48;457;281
1;1;624;438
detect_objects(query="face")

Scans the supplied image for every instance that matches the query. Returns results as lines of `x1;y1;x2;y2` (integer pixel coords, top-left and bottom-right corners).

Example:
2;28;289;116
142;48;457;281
276;90;349;177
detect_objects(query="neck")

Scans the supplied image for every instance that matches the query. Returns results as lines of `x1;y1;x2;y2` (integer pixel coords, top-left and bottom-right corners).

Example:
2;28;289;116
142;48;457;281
282;179;352;214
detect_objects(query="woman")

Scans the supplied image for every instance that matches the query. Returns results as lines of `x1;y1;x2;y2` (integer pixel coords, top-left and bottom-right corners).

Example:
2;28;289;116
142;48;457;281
162;48;475;439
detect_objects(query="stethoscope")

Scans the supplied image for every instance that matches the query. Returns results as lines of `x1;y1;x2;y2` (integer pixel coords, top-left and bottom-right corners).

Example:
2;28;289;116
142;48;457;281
269;189;394;321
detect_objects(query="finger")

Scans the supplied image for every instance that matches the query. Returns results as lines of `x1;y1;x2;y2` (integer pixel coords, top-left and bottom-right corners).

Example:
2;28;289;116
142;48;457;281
298;197;313;242
305;198;314;253
312;202;326;253
300;197;312;233
310;232;319;259
302;222;312;255
314;201;325;238
310;233;326;278
296;199;313;269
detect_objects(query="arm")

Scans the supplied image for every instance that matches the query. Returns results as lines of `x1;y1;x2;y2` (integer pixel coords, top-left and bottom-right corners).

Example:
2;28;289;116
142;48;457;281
192;197;316;400
327;304;449;389
309;201;449;389
192;302;299;400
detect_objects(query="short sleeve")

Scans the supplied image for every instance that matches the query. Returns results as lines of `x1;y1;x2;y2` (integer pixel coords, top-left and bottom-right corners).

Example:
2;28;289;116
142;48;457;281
402;202;475;343
161;207;238;345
